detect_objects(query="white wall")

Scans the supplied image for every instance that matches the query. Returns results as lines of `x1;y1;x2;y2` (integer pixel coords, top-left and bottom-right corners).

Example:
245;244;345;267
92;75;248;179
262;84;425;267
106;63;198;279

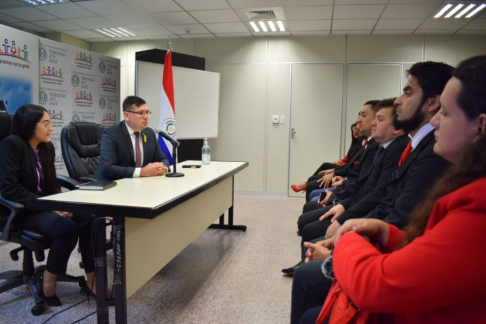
90;34;486;194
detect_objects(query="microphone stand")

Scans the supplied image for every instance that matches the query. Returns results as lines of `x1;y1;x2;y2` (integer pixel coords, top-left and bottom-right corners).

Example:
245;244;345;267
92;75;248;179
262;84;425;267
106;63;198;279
166;145;184;177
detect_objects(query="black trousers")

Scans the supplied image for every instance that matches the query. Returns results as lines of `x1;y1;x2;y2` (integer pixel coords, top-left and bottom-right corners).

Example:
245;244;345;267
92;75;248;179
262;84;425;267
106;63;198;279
15;211;95;275
298;201;333;244
291;260;332;324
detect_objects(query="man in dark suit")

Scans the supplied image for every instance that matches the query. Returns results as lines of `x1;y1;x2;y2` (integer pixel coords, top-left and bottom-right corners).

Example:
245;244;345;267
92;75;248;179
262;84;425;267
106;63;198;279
94;96;169;181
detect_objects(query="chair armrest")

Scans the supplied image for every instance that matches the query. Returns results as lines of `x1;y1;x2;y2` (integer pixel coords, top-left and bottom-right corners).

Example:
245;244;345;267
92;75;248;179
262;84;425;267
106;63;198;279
79;176;95;183
56;175;80;191
0;196;25;241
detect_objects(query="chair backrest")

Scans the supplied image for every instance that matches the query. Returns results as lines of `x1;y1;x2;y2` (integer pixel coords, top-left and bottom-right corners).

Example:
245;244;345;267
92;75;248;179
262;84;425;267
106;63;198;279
0;112;14;142
61;122;105;181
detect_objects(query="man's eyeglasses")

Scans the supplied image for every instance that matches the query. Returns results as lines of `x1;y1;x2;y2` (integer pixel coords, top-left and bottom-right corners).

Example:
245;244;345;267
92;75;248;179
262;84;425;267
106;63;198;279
126;110;152;116
37;121;53;128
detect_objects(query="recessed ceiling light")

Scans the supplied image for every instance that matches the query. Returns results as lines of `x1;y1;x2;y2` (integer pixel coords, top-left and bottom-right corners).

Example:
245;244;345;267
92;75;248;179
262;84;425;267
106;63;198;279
95;28;137;38
268;21;277;32
434;4;453;18
23;0;66;4
455;4;476;18
445;3;464;18
277;21;285;32
249;21;260;32
258;21;268;32
466;3;486;17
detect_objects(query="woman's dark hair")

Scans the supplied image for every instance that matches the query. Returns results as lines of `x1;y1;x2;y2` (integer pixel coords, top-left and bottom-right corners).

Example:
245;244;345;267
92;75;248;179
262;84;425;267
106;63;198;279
403;55;486;245
13;104;57;195
350;122;359;143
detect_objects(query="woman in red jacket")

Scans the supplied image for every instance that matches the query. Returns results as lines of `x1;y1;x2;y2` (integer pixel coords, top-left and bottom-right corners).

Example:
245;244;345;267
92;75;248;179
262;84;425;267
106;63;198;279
303;55;486;323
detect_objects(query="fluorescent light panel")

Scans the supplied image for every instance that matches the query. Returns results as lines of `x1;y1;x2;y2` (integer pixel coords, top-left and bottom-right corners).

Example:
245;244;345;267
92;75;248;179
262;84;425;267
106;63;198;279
434;4;453;18
466;3;486;17
24;0;66;4
455;4;476;17
445;3;464;18
95;28;137;38
249;20;285;33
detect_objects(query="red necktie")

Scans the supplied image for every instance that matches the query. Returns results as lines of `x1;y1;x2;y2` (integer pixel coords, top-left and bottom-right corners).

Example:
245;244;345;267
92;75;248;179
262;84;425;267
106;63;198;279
398;141;412;166
134;132;142;167
363;139;368;146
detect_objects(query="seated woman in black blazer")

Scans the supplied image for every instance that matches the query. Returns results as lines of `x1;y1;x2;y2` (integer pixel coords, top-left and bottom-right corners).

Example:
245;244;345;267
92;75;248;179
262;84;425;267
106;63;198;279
0;104;96;306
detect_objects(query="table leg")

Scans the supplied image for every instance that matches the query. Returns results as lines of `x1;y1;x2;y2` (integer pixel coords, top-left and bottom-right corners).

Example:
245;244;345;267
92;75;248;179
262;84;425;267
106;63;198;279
209;176;246;231
95;218;109;323
113;217;127;324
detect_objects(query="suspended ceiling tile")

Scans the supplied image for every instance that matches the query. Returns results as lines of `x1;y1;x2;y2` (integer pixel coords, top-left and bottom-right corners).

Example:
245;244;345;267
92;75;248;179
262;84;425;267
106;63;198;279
64;29;106;39
462;19;486;30
227;0;282;9
291;30;331;35
146;11;197;25
35;3;98;19
13;21;51;32
128;25;173;36
175;0;230;11
333;5;385;19
204;22;248;33
288;19;331;31
0;12;22;23
374;18;424;30
124;0;182;13
332;19;377;30
31;19;83;31
180;33;216;38
67;16;121;29
285;6;332;20
215;32;253;37
106;14;160;27
381;4;439;19
373;29;415;34
164;23;208;34
76;0;137;16
419;18;470;30
332;30;371;34
189;9;241;23
1;6;58;21
283;0;333;5
414;29;456;34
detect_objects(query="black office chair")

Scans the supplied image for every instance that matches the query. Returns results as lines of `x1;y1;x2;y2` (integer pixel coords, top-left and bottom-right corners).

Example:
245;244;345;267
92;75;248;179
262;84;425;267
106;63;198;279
0;113;86;316
61;121;105;183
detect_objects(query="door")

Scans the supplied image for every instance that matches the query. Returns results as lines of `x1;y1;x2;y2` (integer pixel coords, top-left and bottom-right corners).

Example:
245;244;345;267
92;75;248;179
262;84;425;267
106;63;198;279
288;64;344;197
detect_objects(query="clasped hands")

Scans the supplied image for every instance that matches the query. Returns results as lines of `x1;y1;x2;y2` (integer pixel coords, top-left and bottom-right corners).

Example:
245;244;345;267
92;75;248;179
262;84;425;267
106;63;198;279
141;162;168;177
304;218;391;263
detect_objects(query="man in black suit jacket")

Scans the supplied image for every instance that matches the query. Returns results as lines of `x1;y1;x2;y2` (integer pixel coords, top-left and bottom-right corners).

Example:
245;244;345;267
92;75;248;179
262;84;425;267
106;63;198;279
94;96;169;181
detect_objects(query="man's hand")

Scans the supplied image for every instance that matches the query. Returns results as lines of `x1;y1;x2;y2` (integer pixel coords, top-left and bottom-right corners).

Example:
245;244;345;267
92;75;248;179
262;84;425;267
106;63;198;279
140;163;168;177
333;159;341;165
318;173;333;188
319;204;345;222
335;219;390;248
325;220;341;239
304;241;332;263
331;176;344;188
53;211;73;219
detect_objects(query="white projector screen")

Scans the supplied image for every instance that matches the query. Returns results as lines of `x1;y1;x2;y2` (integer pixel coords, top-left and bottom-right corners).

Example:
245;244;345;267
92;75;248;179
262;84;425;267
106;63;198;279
135;61;220;139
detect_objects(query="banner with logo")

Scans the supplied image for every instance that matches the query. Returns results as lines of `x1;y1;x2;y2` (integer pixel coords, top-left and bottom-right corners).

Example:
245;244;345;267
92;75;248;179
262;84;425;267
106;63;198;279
39;38;120;175
0;24;39;113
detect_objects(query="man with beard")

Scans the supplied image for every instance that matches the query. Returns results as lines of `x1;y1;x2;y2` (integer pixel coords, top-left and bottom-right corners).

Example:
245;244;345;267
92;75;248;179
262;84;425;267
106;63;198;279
290;61;454;324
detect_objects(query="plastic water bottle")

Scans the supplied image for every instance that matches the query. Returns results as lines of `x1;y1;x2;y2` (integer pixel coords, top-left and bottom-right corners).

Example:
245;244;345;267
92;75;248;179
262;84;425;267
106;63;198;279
202;138;211;165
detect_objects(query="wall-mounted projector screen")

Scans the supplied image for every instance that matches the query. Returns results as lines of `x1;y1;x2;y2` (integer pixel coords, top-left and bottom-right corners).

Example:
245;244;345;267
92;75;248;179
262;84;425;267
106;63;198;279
135;61;220;139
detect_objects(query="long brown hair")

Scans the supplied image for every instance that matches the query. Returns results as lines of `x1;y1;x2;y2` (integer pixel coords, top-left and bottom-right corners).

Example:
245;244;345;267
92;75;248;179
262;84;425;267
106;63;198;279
402;55;486;245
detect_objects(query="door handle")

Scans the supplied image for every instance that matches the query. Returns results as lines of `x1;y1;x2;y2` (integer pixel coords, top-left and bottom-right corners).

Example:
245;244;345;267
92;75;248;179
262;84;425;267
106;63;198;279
291;128;296;139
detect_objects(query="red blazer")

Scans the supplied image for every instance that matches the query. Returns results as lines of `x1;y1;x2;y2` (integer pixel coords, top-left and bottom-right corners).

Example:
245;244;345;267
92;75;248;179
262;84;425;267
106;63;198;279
333;177;486;324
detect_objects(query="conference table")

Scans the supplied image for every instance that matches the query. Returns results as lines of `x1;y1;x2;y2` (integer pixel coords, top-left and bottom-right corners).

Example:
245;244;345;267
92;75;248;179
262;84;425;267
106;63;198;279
29;160;248;324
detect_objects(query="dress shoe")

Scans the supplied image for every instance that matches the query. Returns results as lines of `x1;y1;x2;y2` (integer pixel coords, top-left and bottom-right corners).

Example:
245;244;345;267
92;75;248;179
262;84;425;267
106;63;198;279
281;261;303;277
290;184;306;193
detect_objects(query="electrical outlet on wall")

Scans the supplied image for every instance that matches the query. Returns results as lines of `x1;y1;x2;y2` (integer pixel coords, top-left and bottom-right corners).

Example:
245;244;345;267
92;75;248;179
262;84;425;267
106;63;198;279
280;115;286;124
272;115;280;124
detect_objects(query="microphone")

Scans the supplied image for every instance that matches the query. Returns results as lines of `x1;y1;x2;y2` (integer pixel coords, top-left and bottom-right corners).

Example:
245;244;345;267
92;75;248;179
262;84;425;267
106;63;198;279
155;128;180;148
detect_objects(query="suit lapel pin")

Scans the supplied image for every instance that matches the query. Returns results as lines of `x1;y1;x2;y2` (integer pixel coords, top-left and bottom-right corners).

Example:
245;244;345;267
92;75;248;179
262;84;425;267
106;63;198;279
143;133;147;143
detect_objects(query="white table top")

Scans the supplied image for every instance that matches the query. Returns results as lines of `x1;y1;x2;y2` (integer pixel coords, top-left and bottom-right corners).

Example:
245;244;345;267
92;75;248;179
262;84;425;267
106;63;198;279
29;161;248;219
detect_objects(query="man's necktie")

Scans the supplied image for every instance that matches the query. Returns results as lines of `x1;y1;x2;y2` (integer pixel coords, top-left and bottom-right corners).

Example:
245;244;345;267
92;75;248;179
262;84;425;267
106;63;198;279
398;141;412;166
134;131;142;167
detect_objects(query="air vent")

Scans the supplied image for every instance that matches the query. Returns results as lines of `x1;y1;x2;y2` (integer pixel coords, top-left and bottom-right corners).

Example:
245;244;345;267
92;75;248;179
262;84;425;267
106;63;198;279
246;10;277;20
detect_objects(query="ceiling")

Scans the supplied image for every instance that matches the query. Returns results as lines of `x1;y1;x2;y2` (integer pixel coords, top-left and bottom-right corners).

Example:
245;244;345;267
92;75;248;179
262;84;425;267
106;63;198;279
0;0;485;43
